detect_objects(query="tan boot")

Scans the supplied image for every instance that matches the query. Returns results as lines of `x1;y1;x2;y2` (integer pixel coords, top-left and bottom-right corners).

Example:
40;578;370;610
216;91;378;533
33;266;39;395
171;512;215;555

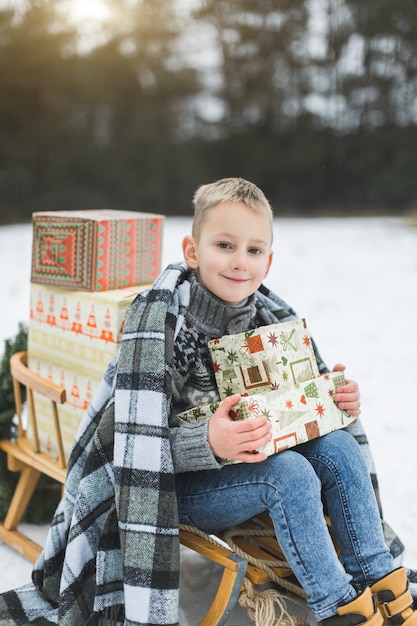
320;587;383;626
371;567;417;626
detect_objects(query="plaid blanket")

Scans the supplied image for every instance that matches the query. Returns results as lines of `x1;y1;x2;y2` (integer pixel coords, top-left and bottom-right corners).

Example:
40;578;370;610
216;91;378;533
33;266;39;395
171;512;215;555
0;263;405;625
0;263;190;626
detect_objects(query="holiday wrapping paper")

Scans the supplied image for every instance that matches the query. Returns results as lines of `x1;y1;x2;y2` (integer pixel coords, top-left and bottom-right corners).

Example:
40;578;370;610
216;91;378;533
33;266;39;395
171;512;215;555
177;372;356;462
178;319;356;462
27;283;150;460
31;209;164;291
208;319;320;400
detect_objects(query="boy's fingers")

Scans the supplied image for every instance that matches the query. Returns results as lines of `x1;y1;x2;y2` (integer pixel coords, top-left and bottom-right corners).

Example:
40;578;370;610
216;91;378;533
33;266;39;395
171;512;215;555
236;416;271;434
237;451;268;463
221;393;241;411
243;415;268;427
237;424;272;449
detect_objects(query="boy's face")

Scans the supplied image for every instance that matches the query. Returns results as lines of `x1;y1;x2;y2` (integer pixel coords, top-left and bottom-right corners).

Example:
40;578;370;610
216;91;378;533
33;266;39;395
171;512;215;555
182;201;273;305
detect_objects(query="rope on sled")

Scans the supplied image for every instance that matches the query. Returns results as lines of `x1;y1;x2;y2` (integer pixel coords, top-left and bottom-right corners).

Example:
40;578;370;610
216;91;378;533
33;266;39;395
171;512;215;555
180;524;309;626
221;526;307;600
238;577;307;626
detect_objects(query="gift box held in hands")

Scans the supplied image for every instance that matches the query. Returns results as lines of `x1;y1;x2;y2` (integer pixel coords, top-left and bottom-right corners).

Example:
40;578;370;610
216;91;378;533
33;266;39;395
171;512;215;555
232;371;355;455
208;319;319;399
178;319;356;461
177;371;355;461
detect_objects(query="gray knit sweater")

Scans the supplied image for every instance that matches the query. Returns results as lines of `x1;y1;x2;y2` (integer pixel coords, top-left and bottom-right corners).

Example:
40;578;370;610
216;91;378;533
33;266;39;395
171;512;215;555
169;273;289;473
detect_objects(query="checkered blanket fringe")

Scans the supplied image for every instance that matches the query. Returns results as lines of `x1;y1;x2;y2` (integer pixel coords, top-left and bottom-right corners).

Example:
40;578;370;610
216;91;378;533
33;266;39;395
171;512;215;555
0;263;405;625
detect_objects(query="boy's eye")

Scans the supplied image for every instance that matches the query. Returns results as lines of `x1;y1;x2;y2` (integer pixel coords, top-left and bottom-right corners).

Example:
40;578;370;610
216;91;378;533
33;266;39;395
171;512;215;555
217;242;231;249
249;247;262;255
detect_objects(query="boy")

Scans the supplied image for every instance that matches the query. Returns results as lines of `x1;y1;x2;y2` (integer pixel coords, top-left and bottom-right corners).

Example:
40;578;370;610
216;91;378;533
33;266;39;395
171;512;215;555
1;179;414;626
169;178;416;624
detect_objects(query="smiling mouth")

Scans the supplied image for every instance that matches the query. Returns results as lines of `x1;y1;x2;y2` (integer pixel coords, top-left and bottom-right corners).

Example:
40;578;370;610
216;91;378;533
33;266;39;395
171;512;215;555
224;276;248;283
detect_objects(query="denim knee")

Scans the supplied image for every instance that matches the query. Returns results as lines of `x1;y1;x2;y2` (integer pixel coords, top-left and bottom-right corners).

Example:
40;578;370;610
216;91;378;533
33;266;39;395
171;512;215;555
259;449;323;509
301;430;370;487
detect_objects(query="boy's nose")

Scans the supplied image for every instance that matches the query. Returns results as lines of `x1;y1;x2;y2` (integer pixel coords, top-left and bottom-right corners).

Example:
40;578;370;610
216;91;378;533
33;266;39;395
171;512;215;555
232;251;247;270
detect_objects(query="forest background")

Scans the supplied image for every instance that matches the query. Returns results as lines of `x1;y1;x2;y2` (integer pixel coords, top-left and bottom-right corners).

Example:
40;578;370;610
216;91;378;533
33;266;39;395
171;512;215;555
1;0;417;225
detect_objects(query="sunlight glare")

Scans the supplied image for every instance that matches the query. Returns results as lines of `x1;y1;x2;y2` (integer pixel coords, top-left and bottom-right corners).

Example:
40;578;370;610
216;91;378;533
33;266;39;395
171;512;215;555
65;0;111;25
58;0;114;53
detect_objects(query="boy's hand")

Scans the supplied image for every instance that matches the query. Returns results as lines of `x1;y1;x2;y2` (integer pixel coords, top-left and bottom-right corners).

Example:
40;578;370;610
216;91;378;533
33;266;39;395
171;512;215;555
332;363;361;416
208;394;272;463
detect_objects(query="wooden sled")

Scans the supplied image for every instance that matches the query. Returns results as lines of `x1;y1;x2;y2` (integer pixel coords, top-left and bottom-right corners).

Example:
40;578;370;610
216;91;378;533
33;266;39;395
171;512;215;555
0;351;337;624
0;351;66;562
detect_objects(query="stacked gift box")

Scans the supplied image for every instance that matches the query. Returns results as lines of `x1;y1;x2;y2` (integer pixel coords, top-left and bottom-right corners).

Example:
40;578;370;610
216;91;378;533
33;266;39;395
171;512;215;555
28;209;164;461
178;318;356;462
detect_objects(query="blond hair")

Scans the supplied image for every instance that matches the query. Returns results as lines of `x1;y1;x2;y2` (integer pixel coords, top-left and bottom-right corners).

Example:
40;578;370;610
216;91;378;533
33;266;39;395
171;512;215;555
192;177;274;241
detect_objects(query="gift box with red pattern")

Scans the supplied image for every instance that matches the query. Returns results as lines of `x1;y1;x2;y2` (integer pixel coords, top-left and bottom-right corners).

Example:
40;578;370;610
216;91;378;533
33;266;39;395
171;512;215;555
31;209;163;291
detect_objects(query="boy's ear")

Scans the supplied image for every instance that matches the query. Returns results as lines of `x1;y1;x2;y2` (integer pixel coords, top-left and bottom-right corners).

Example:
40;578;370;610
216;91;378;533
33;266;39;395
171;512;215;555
264;250;273;279
182;235;199;269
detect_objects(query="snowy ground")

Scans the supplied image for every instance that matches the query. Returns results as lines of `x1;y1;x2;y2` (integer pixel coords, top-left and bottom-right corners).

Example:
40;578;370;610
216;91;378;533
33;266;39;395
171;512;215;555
0;216;416;624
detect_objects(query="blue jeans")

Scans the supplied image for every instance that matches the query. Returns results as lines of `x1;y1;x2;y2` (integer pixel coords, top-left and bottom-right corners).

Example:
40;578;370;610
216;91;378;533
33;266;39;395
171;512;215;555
175;430;393;621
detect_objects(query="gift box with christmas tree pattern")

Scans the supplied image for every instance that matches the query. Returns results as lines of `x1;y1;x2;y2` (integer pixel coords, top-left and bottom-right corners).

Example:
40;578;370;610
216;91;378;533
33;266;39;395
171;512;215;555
27;282;150;461
208;318;320;399
178;320;356;462
177;371;356;462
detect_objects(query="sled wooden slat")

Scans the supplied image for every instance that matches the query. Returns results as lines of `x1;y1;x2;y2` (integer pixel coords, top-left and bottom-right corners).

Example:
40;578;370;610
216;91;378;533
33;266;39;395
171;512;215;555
0;351;66;562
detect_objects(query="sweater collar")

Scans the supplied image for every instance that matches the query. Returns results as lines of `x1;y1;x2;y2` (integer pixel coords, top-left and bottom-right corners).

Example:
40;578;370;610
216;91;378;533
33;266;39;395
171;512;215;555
186;271;257;338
